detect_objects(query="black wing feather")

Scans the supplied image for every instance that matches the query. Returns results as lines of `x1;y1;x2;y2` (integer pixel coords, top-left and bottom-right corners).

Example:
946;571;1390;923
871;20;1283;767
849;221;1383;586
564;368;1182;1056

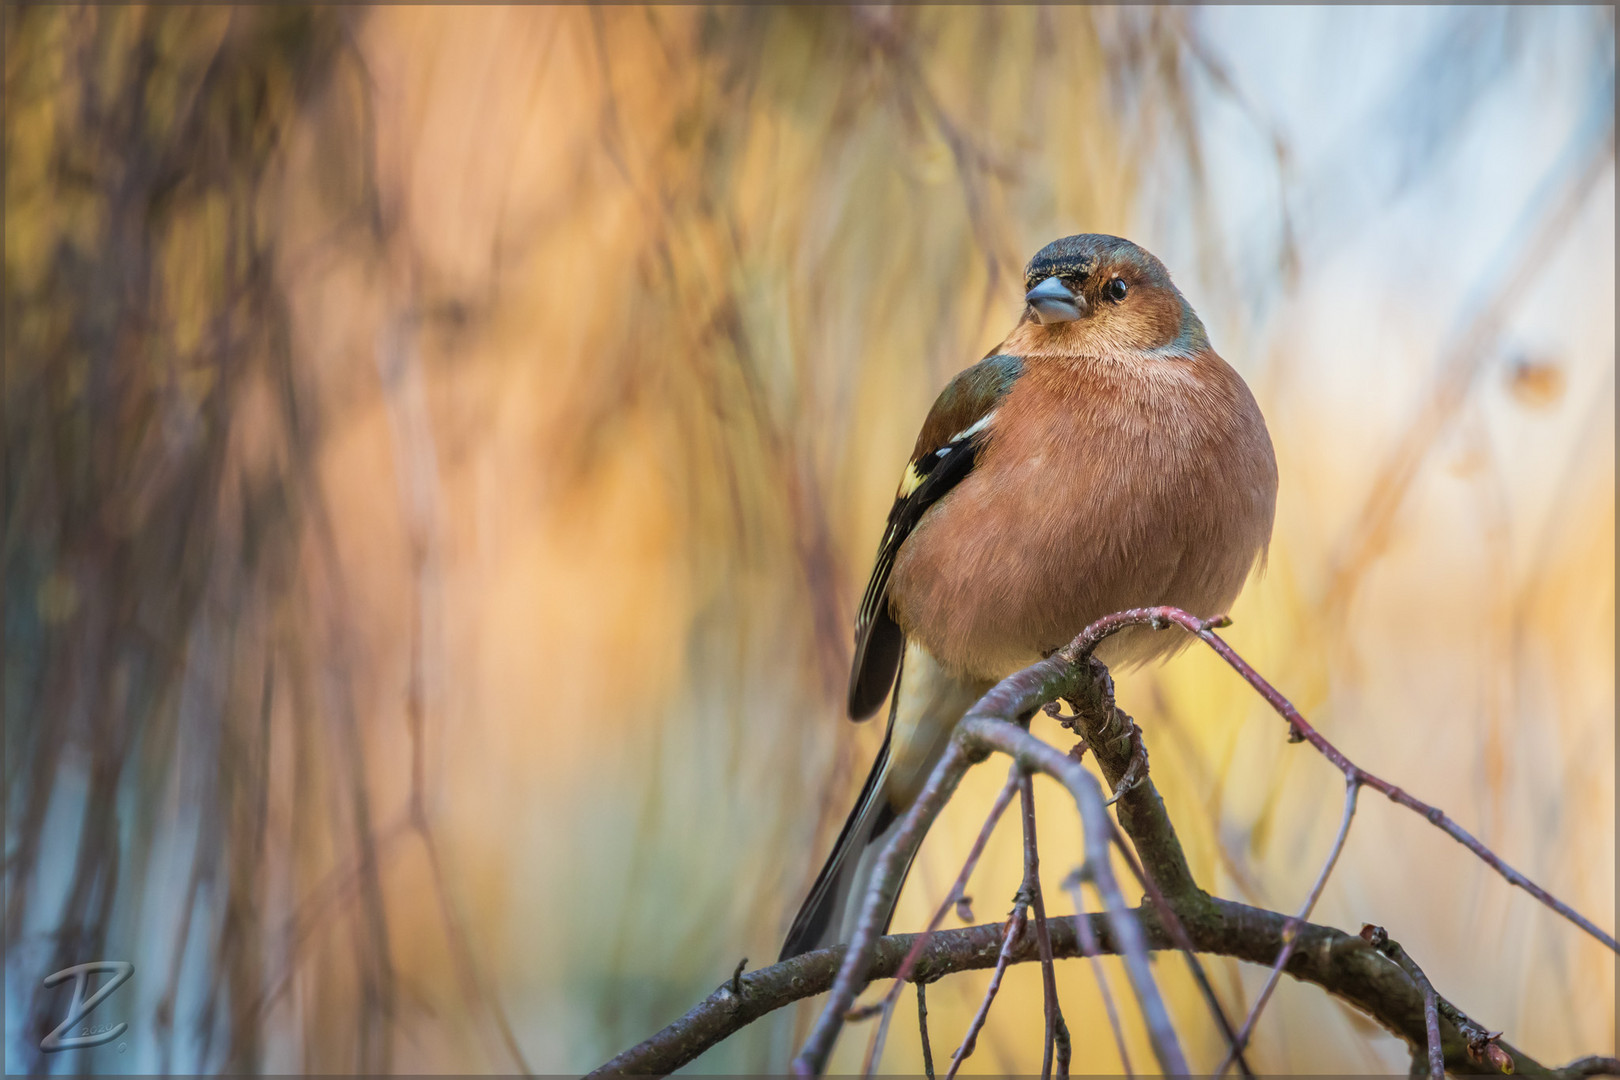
845;435;983;718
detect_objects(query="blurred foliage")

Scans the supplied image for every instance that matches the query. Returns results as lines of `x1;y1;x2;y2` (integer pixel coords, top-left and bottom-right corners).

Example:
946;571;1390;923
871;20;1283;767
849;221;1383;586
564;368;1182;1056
3;4;1613;1075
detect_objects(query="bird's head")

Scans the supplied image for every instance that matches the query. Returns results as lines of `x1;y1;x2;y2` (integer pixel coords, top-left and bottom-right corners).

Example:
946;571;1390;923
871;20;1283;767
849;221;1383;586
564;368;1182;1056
1014;234;1207;358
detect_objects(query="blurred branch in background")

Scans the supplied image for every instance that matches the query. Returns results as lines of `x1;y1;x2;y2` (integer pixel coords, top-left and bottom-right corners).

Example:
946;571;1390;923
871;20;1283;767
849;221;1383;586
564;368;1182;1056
4;7;384;1071
1323;104;1616;625
4;4;1613;1075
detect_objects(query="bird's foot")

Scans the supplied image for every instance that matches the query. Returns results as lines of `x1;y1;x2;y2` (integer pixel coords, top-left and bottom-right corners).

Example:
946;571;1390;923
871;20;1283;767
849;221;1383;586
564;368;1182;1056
1103;720;1149;806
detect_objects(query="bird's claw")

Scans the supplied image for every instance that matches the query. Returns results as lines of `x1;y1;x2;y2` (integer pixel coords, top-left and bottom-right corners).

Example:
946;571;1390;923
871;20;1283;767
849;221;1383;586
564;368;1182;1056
1104;721;1149;805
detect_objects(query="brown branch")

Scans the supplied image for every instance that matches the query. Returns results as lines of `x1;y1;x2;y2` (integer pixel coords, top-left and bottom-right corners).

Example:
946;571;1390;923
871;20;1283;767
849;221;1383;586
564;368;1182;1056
792;664;1189;1076
588;893;1585;1078
591;606;1614;1077
1108;823;1252;1076
1362;926;1515;1076
789;735;975;1076
787;638;1155;1075
1365;929;1444;1079
1053;999;1072;1079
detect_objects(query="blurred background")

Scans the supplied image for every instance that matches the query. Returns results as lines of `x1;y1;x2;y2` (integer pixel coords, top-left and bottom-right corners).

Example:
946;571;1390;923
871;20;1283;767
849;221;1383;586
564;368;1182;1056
3;5;1613;1074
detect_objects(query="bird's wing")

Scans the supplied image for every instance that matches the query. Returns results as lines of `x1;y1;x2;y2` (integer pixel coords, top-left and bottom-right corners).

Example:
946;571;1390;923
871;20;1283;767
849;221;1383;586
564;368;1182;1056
847;353;1025;719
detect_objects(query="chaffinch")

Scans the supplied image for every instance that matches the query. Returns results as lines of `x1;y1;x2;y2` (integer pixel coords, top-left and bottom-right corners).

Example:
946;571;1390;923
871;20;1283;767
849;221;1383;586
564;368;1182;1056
780;234;1278;960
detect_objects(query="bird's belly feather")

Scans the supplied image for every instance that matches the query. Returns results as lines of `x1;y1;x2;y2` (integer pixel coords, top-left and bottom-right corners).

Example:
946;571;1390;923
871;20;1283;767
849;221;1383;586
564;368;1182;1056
886;355;1276;683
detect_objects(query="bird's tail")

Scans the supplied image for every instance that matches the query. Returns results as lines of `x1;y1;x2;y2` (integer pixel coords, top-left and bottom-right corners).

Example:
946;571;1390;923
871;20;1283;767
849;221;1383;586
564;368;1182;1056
777;723;906;961
779;645;987;961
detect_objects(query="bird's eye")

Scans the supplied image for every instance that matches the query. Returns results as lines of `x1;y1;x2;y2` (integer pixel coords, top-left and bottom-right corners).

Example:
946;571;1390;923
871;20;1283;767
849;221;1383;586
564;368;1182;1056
1106;278;1128;302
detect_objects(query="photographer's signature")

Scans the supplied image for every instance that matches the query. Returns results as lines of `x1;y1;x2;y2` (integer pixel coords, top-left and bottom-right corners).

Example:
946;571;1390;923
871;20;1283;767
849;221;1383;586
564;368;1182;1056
40;961;132;1052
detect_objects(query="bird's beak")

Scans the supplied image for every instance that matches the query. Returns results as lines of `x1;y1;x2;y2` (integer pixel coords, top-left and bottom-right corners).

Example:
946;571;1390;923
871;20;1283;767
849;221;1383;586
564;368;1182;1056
1025;276;1085;325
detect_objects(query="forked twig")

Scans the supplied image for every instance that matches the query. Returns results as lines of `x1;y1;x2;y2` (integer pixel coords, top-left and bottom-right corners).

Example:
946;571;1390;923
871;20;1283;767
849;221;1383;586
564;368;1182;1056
1418;980;1443;1079
965;719;1190;1074
1379;931;1443;1079
1054;1008;1072;1079
1361;925;1514;1075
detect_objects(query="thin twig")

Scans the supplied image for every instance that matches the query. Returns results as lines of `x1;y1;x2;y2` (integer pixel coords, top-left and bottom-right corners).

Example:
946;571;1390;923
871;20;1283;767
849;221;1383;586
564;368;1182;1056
917;982;935;1080
1053;1010;1071;1080
1432;993;1509;1070
943;893;1028;1079
777;605;1613;1078
1062;659;1252;1074
1019;774;1064;1080
792;739;974;1076
592;891;1573;1076
1217;777;1360;1076
1063;869;1135;1077
1419;980;1443;1079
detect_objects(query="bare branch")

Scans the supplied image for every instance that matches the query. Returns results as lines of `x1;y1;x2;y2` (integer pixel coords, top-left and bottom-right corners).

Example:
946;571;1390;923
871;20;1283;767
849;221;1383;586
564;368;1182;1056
1108;823;1252;1076
1060;665;1251;1074
1363;926;1513;1076
594;606;1613;1077
1053;1002;1072;1079
1402;950;1443;1079
793;651;1190;1075
589;894;1583;1077
1065;606;1619;954
790;738;975;1077
790;638;1120;1075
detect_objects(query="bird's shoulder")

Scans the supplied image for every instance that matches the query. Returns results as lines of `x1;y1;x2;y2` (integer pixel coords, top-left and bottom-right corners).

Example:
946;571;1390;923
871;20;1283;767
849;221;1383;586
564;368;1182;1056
908;352;1025;464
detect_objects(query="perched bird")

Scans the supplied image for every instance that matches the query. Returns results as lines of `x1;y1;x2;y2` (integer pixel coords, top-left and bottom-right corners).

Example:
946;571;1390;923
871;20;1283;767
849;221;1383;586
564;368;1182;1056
779;233;1277;960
